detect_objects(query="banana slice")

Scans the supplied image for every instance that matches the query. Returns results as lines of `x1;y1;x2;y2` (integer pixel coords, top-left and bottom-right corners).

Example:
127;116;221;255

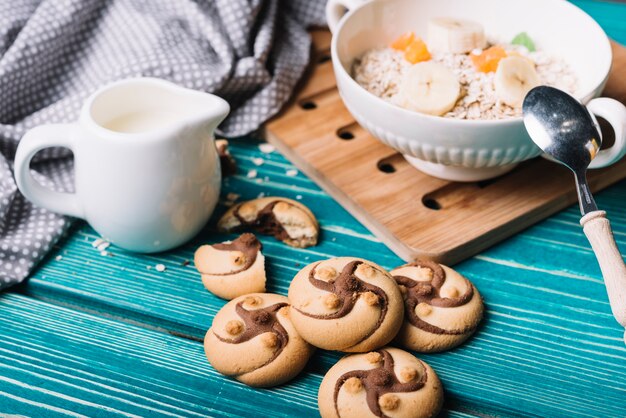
494;56;540;108
428;17;486;54
397;61;460;116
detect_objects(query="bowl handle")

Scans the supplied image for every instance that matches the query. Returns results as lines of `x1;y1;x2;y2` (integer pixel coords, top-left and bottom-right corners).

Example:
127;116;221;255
326;0;368;34
586;97;626;169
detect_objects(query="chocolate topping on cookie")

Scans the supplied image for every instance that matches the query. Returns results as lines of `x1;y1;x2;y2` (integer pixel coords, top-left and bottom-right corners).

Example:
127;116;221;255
297;261;389;343
215;300;289;367
197;233;261;276
232;200;291;241
333;349;427;418
393;260;475;335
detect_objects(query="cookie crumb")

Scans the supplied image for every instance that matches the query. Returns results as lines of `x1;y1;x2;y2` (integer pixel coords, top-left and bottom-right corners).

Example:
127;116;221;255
96;241;110;252
379;394;400;411
244;295;262;306
317;267;337;281
225;320;244;335
181;260;190;266
296;195;302;200
365;351;382;364
415;302;432;316
259;143;275;154
246;169;258;179
286;169;298;177
400;367;418;382
55;255;63;261
398;284;408;297
362;291;379;306
257;192;266;198
360;265;377;279
415;266;434;280
261;333;279;348
324;293;341;310
440;286;460;298
100;250;109;256
344;377;363;393
226;192;240;202
155;264;166;272
252;157;264;166
92;238;105;248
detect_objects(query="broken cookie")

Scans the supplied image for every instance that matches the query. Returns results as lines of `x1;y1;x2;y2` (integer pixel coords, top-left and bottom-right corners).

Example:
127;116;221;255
217;197;319;248
194;233;266;299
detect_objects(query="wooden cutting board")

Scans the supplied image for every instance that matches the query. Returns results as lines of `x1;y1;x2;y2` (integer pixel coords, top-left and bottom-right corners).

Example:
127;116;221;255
264;30;626;264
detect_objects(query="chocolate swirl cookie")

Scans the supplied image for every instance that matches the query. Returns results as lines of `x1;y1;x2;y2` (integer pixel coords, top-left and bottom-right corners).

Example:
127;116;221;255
288;257;404;352
217;197;319;248
391;261;484;353
318;347;443;418
194;233;266;300
204;293;314;387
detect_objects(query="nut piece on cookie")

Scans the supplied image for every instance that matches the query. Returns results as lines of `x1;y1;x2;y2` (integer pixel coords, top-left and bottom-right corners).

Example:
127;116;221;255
318;347;443;418
204;293;315;387
288;257;404;352
194;233;266;300
217;197;319;248
391;260;484;353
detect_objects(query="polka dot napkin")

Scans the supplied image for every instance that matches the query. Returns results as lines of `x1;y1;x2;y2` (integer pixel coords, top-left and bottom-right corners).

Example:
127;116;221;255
0;0;326;290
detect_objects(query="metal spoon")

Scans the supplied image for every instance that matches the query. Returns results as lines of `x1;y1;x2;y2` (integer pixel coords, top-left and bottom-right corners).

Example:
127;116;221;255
523;86;626;343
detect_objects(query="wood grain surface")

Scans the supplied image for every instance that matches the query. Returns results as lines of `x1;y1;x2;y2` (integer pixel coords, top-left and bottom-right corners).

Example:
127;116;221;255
1;1;626;417
5;138;626;417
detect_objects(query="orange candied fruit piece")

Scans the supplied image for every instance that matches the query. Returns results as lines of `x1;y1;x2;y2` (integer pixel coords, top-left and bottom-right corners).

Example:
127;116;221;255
470;46;507;73
391;31;415;51
404;38;431;64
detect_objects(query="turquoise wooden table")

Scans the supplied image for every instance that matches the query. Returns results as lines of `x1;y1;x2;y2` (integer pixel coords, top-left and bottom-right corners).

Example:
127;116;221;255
2;1;626;416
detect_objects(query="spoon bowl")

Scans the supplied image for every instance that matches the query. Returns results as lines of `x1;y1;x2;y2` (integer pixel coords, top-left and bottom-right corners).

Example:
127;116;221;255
523;86;602;173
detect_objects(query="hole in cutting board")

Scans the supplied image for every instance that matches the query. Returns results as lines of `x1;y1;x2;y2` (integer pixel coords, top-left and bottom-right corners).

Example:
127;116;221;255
298;87;337;111
422;198;441;210
300;101;317;110
336;128;354;140
318;53;331;64
377;153;404;174
336;122;363;141
422;182;485;210
378;162;396;173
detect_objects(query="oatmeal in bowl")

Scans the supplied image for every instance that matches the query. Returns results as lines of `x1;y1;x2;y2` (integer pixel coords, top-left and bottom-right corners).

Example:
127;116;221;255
327;0;624;181
353;20;578;120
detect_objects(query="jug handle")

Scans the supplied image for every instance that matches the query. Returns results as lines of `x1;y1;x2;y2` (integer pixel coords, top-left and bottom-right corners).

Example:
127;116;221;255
14;124;84;219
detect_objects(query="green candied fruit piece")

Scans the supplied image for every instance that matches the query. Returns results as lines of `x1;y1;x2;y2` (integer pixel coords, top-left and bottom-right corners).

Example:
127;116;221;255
511;32;536;52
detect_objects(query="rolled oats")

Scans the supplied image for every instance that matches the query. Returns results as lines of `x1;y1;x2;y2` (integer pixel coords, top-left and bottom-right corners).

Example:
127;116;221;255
353;44;577;120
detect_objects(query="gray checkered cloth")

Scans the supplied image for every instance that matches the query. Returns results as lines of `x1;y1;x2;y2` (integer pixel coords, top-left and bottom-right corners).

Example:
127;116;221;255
0;0;326;290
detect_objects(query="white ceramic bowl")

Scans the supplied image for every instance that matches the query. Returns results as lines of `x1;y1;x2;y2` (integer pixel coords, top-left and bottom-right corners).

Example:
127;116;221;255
328;0;626;181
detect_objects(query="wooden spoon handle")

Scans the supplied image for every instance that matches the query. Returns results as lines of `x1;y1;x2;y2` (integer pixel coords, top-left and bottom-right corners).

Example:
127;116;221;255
581;210;626;343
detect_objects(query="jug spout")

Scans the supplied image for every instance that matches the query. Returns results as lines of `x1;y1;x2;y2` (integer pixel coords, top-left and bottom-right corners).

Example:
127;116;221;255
190;90;230;134
84;77;230;137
